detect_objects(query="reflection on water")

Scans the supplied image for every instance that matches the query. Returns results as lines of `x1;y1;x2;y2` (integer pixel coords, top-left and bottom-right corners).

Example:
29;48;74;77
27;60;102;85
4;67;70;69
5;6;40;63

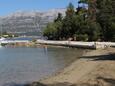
0;47;84;86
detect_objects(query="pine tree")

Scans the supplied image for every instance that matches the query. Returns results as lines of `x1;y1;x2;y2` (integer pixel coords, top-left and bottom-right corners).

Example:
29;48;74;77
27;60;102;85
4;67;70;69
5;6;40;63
54;13;63;22
61;3;76;39
96;0;115;41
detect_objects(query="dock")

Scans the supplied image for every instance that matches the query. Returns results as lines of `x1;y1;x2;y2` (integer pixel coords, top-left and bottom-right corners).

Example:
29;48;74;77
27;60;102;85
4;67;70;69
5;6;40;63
0;39;115;49
1;40;29;44
37;40;115;49
0;40;30;47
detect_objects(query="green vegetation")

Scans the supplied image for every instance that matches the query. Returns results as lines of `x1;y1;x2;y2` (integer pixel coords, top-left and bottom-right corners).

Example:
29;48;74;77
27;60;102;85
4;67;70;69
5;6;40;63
0;31;18;38
43;0;115;42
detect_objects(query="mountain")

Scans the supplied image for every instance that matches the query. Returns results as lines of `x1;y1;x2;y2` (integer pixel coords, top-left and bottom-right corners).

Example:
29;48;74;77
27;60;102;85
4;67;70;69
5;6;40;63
0;9;66;36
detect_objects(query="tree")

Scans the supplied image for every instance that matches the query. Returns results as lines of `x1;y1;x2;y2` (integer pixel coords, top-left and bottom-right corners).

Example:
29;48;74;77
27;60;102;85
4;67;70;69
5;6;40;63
43;23;57;40
96;0;115;41
43;0;115;42
78;0;97;21
60;3;76;39
66;3;75;17
43;21;63;40
54;13;63;22
78;0;89;8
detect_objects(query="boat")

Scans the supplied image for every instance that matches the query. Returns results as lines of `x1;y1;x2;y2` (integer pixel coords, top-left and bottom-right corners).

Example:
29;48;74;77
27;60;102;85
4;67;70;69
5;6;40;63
0;24;7;47
0;37;6;41
0;37;6;47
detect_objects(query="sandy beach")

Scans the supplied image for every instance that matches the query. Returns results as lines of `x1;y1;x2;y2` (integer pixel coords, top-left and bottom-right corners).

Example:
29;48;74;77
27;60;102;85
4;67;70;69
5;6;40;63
28;48;115;86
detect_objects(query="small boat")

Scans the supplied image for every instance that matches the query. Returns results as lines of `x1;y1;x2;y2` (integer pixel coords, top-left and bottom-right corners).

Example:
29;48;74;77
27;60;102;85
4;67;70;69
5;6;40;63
0;37;6;41
0;37;6;47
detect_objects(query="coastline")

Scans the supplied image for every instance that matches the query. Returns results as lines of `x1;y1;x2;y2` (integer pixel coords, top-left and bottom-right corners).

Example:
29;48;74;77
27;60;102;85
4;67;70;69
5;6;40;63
27;47;115;86
1;39;115;49
37;40;115;49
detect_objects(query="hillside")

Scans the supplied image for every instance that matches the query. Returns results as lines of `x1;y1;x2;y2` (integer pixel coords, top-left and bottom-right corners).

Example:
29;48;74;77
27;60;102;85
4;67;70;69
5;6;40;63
0;9;65;36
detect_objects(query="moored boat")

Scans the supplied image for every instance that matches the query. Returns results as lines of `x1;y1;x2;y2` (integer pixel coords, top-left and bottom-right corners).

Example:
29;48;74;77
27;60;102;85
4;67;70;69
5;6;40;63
0;37;6;47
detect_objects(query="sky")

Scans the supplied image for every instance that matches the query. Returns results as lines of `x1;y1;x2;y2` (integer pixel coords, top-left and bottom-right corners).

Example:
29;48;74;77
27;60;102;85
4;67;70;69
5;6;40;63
0;0;78;16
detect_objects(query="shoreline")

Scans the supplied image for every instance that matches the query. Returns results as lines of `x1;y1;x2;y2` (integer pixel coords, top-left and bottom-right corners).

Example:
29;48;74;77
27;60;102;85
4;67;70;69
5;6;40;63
27;47;115;86
37;40;115;49
1;39;115;49
38;49;89;81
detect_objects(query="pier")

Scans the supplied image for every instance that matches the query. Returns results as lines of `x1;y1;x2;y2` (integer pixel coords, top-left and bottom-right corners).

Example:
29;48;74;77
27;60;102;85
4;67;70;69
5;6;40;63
1;40;29;44
37;40;115;49
0;39;115;49
0;40;30;47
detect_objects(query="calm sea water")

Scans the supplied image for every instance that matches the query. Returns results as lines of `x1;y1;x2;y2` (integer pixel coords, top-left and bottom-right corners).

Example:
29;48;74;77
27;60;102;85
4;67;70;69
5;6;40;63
7;37;41;41
0;47;84;86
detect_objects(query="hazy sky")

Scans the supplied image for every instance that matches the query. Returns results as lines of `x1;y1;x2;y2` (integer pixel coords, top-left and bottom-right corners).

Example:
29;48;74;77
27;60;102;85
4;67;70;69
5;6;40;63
0;0;78;16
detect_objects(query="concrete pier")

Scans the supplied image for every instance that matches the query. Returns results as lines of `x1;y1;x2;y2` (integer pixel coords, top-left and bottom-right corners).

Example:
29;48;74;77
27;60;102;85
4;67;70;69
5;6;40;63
1;39;115;49
37;40;115;49
1;40;29;44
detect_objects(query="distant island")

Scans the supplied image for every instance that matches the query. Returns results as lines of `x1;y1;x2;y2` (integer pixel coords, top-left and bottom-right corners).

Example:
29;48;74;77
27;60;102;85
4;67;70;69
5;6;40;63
0;9;65;36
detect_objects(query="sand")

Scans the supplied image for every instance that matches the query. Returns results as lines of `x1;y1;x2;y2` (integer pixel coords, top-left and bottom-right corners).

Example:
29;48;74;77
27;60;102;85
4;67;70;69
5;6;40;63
28;48;115;86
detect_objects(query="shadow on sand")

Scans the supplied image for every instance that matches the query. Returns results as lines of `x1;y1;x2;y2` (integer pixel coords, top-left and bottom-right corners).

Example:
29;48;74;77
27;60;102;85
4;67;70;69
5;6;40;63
97;77;115;85
3;72;115;86
24;78;115;86
80;53;115;61
3;53;115;86
3;82;76;86
25;82;76;86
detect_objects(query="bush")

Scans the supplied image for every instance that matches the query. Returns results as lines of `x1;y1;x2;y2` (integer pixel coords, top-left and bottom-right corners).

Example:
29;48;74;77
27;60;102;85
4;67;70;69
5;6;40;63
76;34;88;41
